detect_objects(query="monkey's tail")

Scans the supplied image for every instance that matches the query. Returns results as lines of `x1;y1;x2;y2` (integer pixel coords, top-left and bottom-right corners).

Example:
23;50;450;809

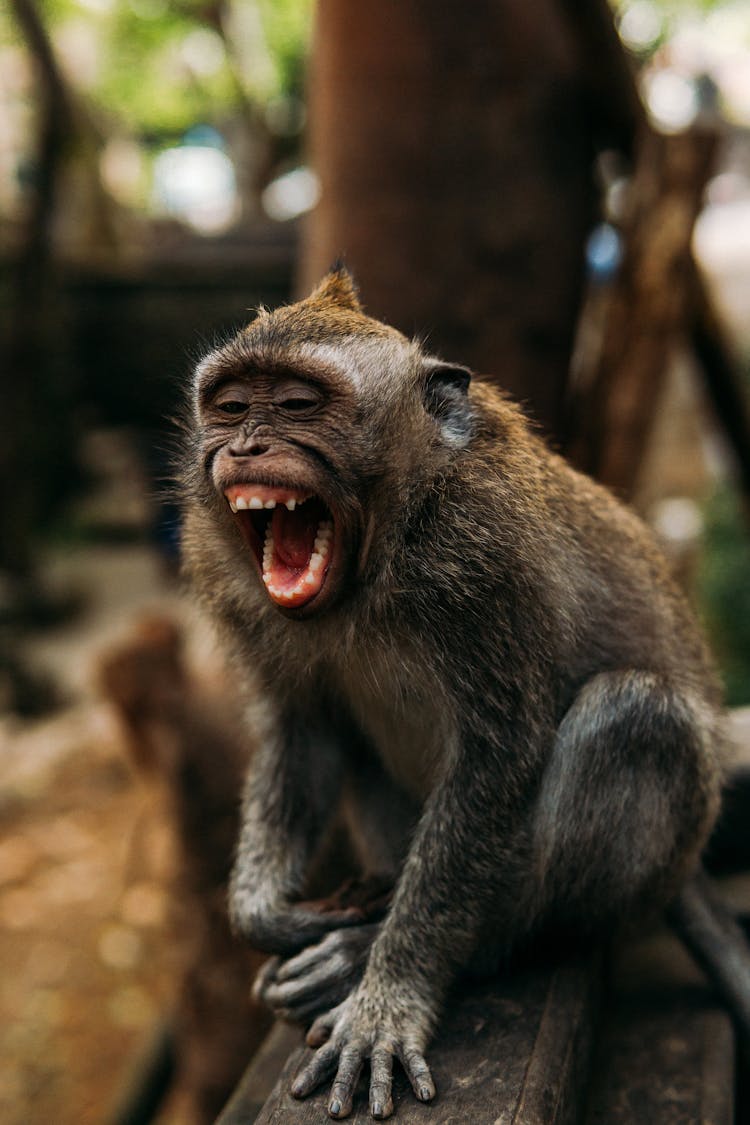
667;865;750;1035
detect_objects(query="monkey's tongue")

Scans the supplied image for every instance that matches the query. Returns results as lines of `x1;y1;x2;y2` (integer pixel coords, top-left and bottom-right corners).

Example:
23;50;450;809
262;504;332;607
272;506;316;568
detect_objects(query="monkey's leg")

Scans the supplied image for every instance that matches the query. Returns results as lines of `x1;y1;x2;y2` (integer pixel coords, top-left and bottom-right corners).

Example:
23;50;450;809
289;705;555;1120
229;708;369;956
532;670;720;935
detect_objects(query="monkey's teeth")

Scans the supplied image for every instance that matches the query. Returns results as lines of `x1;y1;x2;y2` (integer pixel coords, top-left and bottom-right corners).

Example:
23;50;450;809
248;497;263;509
313;521;333;559
228;500;238;513
262;526;274;574
253;509;333;606
235;496;249;510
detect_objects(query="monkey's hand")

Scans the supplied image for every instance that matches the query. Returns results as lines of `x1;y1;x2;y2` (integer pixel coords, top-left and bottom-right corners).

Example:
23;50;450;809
233;870;393;957
254;923;380;1024
290;985;435;1120
230;897;368;957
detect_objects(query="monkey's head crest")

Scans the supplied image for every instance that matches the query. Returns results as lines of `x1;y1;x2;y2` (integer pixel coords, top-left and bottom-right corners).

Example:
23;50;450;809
306;264;363;315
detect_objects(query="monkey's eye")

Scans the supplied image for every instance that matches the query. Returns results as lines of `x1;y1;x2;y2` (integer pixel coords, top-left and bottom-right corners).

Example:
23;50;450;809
210;382;251;417
215;400;249;416
273;380;322;416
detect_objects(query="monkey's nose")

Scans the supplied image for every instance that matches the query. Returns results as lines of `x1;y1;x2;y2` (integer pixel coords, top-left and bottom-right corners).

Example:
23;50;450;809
228;431;272;457
246;439;270;457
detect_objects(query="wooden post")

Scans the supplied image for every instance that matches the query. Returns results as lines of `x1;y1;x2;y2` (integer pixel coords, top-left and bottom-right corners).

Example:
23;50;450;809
565;126;718;500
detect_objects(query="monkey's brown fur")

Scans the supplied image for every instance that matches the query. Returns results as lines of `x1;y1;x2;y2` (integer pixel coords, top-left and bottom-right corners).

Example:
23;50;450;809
180;269;724;1119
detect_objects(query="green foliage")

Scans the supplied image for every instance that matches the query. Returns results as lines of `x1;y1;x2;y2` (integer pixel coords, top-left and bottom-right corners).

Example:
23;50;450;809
256;0;313;98
612;0;736;14
698;484;750;706
6;0;313;136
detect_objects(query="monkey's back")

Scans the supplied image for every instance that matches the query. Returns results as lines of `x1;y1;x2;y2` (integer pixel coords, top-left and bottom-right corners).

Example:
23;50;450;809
460;382;721;708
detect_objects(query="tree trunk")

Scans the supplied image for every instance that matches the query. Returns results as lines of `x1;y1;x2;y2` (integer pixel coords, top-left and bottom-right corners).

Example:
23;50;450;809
298;0;603;439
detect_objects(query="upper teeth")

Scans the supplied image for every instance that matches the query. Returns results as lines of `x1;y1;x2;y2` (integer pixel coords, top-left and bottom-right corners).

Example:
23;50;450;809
228;494;307;513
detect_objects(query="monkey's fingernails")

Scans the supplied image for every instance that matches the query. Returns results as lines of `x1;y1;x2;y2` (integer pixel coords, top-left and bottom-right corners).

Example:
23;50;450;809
401;1047;435;1101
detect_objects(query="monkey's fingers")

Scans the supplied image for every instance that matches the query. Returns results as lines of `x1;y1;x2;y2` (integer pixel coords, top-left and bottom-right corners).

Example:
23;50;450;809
276;924;378;984
266;977;349;1025
291;1042;339;1097
306;1001;347;1047
369;1047;394;1119
279;988;346;1026
251;955;281;1003
265;961;343;1009
327;1044;364;1118
275;933;339;983
294;900;366;921
398;1045;436;1104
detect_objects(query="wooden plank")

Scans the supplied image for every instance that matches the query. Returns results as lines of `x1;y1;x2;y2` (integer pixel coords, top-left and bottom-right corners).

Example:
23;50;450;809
236;953;601;1124
584;929;734;1125
216;1023;304;1125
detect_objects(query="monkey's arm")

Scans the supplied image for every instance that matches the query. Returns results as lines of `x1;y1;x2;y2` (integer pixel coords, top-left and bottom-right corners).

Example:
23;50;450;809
229;709;365;956
291;731;536;1119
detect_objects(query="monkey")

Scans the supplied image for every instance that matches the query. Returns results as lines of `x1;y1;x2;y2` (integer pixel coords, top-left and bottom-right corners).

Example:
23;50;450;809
97;617;273;1123
180;267;739;1120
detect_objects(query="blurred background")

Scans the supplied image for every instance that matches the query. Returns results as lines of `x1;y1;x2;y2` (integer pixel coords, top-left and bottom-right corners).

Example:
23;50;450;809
1;1;749;1122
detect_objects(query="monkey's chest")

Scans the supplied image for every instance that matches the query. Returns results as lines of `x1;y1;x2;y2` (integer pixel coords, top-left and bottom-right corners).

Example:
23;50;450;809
337;661;452;799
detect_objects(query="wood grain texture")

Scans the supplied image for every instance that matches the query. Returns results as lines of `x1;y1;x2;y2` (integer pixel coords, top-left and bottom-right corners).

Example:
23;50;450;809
585;929;734;1125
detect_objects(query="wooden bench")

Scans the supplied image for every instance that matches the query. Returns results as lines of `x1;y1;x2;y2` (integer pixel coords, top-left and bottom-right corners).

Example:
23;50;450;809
217;926;735;1124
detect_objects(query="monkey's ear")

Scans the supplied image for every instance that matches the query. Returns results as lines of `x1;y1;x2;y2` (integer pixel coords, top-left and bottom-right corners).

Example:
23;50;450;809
423;360;473;447
309;265;362;313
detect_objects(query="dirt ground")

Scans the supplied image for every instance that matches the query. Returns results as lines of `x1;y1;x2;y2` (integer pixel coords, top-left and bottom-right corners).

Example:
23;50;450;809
0;546;215;1125
0;702;188;1123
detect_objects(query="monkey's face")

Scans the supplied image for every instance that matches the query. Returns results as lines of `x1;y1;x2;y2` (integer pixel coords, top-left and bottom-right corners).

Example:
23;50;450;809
194;355;366;617
189;271;474;619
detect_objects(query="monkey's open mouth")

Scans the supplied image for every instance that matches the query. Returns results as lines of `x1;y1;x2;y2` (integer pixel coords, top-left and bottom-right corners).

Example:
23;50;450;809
224;484;333;609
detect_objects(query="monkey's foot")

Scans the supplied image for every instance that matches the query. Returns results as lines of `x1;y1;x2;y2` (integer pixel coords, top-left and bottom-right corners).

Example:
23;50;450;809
290;991;436;1119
